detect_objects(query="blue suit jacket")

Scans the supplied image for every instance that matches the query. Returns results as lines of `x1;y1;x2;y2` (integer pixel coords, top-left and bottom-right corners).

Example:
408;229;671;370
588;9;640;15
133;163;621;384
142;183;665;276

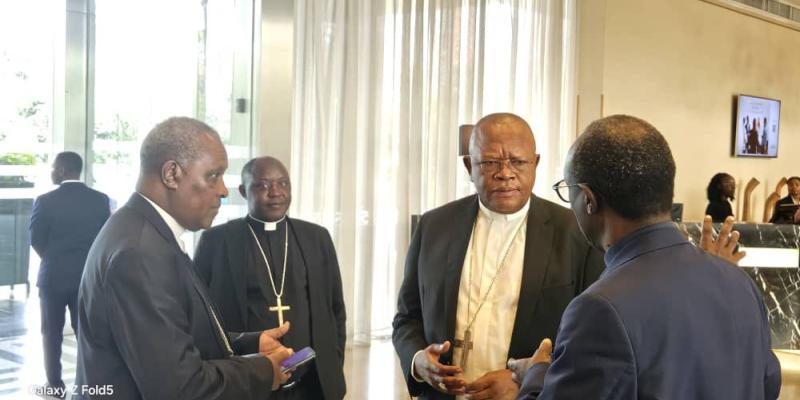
29;182;110;292
519;222;781;400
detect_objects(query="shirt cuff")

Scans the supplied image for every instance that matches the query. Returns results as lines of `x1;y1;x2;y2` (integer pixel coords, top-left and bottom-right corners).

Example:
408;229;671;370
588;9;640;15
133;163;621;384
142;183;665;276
410;350;426;382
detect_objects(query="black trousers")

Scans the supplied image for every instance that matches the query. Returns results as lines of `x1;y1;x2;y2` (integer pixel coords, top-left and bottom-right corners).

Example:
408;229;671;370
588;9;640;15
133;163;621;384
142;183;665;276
39;288;78;387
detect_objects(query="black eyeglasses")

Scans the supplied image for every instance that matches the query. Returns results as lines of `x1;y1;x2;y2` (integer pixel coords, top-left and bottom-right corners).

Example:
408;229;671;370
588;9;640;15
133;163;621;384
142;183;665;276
473;158;535;174
552;179;586;203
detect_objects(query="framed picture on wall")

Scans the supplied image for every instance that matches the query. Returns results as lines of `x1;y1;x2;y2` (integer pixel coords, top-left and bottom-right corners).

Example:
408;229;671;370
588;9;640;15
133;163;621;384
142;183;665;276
733;94;780;158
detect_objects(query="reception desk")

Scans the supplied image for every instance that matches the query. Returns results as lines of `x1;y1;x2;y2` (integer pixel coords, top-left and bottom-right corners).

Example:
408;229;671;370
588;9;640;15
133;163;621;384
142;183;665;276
681;222;800;398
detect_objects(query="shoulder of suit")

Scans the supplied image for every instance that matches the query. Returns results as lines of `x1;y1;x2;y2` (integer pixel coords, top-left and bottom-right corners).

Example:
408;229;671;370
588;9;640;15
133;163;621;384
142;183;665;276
204;217;246;237
85;186;110;200
419;195;477;221
36;187;61;202
288;217;328;236
531;195;578;225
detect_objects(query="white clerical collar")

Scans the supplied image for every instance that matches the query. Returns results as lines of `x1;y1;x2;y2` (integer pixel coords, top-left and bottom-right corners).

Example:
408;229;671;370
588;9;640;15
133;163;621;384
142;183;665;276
248;214;286;231
478;197;530;222
137;193;186;248
60;180;82;184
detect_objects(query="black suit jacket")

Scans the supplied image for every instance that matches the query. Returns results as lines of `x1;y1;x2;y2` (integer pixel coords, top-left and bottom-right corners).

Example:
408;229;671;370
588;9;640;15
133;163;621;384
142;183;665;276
30;182;110;292
769;195;796;224
392;194;605;399
194;217;346;400
518;222;781;400
75;194;275;400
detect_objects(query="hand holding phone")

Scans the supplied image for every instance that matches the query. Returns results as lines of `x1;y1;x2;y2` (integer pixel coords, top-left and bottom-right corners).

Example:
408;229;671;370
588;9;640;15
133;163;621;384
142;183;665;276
279;346;316;374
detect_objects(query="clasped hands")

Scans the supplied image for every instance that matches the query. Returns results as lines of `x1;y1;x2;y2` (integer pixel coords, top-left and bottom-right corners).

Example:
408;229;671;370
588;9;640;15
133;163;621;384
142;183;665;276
259;322;294;390
414;341;525;400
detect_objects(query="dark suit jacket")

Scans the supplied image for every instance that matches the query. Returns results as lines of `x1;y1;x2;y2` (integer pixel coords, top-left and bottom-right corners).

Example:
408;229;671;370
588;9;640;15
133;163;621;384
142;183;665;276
30;182;110;292
392;194;605;399
518;222;781;400
75;194;275;400
769;195;796;224
194;217;346;400
705;199;733;223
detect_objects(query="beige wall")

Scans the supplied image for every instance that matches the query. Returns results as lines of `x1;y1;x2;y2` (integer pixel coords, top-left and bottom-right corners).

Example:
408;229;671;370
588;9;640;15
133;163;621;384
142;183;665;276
578;0;800;221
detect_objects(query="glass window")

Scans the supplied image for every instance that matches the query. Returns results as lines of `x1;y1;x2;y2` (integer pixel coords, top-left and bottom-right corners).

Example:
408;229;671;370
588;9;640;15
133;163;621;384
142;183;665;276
92;0;254;251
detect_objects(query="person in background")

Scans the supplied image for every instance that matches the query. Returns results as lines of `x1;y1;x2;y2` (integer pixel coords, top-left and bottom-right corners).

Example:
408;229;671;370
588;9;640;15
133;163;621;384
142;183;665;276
705;172;735;222
29;151;110;397
770;176;800;224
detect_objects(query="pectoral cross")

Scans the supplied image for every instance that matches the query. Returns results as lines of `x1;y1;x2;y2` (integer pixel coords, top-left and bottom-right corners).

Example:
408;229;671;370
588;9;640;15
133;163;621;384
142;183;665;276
269;296;291;325
453;329;474;368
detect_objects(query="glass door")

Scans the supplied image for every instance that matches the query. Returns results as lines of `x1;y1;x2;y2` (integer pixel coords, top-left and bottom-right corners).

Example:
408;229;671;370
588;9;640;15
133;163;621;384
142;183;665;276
91;0;255;252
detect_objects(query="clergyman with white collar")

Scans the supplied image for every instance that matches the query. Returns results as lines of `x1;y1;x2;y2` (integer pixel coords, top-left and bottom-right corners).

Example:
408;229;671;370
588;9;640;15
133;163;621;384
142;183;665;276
392;113;605;400
194;156;347;400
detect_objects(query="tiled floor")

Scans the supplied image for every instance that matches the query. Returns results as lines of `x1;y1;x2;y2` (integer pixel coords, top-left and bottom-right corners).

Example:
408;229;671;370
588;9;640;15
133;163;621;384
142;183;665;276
0;283;409;399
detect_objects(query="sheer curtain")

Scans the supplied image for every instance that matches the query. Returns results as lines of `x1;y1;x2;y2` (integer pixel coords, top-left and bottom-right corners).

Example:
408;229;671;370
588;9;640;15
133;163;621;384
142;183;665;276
291;0;577;344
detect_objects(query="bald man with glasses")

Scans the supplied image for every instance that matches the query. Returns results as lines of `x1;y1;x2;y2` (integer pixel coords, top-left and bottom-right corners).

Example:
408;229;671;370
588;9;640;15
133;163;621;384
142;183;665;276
393;113;605;400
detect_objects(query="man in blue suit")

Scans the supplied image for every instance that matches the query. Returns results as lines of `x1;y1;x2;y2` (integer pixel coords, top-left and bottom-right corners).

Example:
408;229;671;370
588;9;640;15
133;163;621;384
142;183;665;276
30;151;110;395
516;115;781;399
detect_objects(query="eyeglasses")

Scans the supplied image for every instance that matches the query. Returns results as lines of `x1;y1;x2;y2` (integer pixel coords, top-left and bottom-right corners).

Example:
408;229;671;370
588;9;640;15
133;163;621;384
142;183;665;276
552;179;586;203
473;158;535;174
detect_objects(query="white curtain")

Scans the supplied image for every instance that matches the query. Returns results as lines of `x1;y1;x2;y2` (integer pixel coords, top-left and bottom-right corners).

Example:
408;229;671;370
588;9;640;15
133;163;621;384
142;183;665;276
291;0;577;344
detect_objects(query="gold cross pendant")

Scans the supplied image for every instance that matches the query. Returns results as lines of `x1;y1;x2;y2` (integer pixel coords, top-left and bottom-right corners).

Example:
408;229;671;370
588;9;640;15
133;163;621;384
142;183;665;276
269;296;291;326
453;329;474;368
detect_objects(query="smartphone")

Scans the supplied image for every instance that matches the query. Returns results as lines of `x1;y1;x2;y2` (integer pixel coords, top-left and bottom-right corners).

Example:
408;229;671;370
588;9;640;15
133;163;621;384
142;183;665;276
280;347;316;374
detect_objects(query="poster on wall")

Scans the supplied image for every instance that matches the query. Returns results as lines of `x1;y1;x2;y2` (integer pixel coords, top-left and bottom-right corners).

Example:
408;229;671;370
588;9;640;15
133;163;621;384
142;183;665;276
734;94;780;158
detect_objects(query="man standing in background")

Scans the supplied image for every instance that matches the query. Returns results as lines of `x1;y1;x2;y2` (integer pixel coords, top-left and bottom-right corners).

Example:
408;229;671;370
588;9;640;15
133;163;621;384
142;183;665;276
29;151;110;396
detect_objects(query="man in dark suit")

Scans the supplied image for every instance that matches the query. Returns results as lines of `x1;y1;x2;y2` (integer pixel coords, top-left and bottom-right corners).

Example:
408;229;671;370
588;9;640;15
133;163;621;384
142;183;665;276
29;151;110;395
769;176;800;224
75;117;293;400
194;156;346;399
392;113;604;399
518;115;781;399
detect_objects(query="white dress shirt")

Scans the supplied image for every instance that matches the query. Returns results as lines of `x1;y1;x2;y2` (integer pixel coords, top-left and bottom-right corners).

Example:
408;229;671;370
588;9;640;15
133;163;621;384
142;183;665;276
138;193;187;253
409;200;529;393
451;199;529;385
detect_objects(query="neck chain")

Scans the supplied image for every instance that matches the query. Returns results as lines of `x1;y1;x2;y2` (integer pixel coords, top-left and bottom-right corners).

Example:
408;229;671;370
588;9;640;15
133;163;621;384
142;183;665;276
464;215;528;334
247;222;289;299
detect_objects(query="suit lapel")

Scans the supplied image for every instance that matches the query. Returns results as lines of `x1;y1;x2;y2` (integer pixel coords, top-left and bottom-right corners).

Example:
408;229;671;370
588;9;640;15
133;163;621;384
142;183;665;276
444;196;479;344
225;219;249;329
180;251;233;356
289;218;322;327
128;194;232;356
508;196;553;357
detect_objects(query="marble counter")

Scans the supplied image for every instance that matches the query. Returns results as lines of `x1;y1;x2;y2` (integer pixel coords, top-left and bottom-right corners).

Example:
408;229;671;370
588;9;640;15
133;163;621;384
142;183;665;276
681;222;800;349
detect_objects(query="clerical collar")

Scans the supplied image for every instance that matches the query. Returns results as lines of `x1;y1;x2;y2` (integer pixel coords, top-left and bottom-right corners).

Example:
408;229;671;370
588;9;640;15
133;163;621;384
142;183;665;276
477;198;530;222
248;214;287;231
60;180;82;184
137;193;187;249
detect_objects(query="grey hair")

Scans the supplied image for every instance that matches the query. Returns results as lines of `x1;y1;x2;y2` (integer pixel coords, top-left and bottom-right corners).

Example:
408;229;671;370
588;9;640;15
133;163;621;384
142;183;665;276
139;117;220;174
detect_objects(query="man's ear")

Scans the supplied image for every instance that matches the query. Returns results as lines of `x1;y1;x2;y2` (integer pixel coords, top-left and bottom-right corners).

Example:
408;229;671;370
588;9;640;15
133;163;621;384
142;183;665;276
238;184;246;199
462;156;473;179
534;153;541;166
161;161;182;190
582;185;599;215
